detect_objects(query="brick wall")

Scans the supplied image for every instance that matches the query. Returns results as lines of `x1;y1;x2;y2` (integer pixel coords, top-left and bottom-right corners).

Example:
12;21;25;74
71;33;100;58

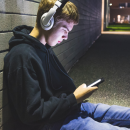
0;0;102;129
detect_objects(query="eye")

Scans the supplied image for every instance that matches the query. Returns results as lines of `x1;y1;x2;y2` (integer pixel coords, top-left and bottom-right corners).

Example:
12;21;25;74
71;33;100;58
64;29;67;33
62;29;66;32
63;29;68;34
61;27;68;34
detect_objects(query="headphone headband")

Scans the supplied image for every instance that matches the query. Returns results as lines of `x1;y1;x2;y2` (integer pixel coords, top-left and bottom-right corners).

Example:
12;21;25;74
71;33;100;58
58;0;69;8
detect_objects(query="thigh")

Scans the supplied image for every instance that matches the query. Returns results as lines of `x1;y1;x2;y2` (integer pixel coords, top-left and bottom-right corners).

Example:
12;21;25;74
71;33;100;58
60;113;129;130
42;103;130;130
81;102;130;128
81;102;110;121
101;105;130;128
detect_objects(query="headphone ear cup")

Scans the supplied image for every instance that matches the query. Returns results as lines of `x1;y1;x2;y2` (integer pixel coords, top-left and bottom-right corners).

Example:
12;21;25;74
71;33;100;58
40;13;54;30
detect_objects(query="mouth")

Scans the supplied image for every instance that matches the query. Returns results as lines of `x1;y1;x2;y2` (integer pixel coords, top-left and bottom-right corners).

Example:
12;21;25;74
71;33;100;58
58;41;61;43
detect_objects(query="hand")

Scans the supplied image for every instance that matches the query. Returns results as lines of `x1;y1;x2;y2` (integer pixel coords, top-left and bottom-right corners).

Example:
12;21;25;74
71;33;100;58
73;83;98;104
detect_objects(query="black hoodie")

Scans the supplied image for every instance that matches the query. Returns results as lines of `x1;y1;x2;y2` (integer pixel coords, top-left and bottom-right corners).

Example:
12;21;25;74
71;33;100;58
4;25;79;130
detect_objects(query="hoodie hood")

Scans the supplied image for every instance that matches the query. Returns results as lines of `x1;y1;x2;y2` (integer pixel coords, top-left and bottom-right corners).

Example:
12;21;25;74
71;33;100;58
9;25;51;52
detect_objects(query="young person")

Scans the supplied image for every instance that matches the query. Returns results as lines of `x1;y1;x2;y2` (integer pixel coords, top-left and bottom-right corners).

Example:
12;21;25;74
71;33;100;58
4;0;130;130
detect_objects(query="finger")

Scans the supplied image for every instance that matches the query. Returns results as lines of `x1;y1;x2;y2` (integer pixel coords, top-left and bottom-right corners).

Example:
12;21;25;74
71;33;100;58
92;86;98;89
89;86;98;91
82;83;87;88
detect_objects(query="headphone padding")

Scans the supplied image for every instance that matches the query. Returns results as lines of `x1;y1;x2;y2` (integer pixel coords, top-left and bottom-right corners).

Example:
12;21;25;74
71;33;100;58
40;13;54;30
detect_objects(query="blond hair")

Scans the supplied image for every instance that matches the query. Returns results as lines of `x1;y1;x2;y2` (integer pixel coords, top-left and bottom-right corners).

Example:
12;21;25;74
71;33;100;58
36;0;79;28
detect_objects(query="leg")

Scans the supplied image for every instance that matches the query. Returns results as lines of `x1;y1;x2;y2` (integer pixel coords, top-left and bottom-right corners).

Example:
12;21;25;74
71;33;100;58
81;102;130;128
60;112;129;130
100;105;130;128
42;103;130;130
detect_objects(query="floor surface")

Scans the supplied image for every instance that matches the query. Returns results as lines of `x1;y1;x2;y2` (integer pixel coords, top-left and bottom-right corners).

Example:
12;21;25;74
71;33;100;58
68;34;130;107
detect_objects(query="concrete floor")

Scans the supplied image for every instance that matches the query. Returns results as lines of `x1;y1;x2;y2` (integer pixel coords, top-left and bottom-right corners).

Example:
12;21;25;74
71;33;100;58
68;34;130;107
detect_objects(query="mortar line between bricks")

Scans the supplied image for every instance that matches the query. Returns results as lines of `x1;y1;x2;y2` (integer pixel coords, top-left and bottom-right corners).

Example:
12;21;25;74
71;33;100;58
0;31;12;33
0;50;9;53
0;12;37;16
25;0;40;3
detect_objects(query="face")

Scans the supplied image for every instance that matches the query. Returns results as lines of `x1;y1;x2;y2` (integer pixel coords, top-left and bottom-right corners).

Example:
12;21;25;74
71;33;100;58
45;20;74;47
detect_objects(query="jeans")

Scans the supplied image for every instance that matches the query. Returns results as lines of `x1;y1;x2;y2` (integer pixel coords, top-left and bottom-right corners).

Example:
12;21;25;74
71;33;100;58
42;103;130;130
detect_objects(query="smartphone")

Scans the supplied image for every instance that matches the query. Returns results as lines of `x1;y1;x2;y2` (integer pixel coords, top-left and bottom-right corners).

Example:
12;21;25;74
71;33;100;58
87;78;104;88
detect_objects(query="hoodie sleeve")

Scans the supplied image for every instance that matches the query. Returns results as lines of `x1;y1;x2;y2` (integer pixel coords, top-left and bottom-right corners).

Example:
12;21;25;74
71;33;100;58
6;54;78;125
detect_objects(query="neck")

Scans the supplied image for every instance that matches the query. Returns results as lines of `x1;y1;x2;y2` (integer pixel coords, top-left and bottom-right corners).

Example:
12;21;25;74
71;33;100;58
30;26;46;45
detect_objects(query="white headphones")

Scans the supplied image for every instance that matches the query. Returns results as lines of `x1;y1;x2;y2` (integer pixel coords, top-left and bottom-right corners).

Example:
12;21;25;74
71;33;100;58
40;0;69;30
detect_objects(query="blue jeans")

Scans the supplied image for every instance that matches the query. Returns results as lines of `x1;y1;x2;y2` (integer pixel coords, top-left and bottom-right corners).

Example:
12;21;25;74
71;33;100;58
43;103;130;130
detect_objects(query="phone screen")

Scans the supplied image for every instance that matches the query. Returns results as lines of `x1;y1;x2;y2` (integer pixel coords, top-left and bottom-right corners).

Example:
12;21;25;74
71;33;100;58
87;78;104;87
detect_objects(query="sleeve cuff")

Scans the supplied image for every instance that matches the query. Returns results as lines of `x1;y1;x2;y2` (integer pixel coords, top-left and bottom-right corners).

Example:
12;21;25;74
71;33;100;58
67;93;78;108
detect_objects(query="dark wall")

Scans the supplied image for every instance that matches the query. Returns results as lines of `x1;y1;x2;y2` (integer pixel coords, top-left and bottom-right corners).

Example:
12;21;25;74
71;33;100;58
53;0;102;72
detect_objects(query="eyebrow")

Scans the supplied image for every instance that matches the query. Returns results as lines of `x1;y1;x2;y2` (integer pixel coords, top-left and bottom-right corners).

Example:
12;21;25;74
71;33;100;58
62;25;70;32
